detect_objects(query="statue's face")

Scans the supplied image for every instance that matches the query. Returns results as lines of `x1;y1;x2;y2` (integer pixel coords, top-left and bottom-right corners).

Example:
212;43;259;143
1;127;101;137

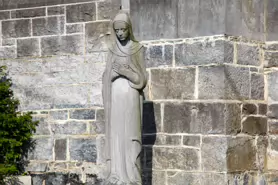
114;22;129;41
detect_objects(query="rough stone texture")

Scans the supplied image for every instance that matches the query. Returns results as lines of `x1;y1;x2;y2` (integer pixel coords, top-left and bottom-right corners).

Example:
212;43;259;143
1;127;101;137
0;46;16;59
32;116;50;135
66;3;96;23
268;104;278;119
242;103;257;115
199;65;250;100
183;136;200;147
96;109;104;121
153;147;199;170
267;0;278;41
257;137;268;171
69;138;97;162
2;39;15;46
85;21;109;53
97;0;121;20
242;116;267;135
55;139;67;160
27;162;48;172
269;120;278;135
69;109;95;120
143;134;181;146
50;121;87;135
0;11;10;20
150;68;195;100
17;38;40;57
143;101;161;133
251;73;265;100
266;43;278;51
11;8;45;18
66;24;83;34
268;71;278;102
28;138;53;160
2;19;31;38
41;35;84;56
167;172;202;185
33;16;65;36
237;44;260;66
175;40;233;66
145;45;173;68
90;121;105;134
202;173;227;185
49;110;68;120
270;137;278;151
265;52;278;67
258;104;267;115
48;6;65;15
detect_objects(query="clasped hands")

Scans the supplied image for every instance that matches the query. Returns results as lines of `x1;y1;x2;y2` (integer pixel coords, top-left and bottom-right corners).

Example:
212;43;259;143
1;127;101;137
112;62;132;77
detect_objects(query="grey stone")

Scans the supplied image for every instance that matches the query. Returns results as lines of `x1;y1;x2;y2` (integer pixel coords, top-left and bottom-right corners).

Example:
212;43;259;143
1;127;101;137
167;172;202;185
45;173;68;185
66;3;96;23
48;6;65;15
0;11;10;20
90;121;105;134
150;68;195;99
31;174;45;185
242;116;267;135
265;52;278;67
69;138;97;162
175;40;233;66
267;0;278;41
258;104;267;115
143;171;166;185
66;24;83;34
33;16;65;36
242;103;257;115
145;45;173;68
55;139;67;160
32;116;50;135
49;110;68;120
48;162;67;171
2;39;15;46
199;65;250;100
202;173;227;185
17;38;40;57
265;43;278;51
0;47;16;59
270;137;278;151
268;104;278;119
2;19;31;38
11;8;45;18
41;35;84;56
27;162;48;172
143;101;161;133
183;136;200;147
143;134;181;146
97;0;121;20
269;120;278;135
237;44;260;66
50;121;87;135
96;136;105;164
268;71;278;102
96;109;104;121
227;173;259;185
153;147;199;170
251;73;265;100
29;137;53;160
69;109;95;120
257;137;268;171
85;21;109;53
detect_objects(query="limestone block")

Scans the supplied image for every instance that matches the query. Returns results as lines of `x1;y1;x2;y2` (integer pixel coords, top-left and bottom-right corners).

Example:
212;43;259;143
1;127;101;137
242;103;257;115
2;39;15;46
265;43;278;51
267;152;278;170
90;121;105;134
69;109;95;120
268;71;278;102
183;136;200;147
143;171;166;185
150;68;195;100
27;162;48;172
41;35;84;56
49;110;68;120
48;6;65;15
32;115;50;135
28;137;53;160
265;52;278;67
265;173;278;185
97;0;121;20
257;136;268;171
268;104;278;119
269;120;278;135
11;8;45;18
69;138;96;162
258;103;267;115
0;11;10;20
175;40;233;66
145;45;173;68
242;116;267;135
66;24;83;34
55;139;67;160
237;44;260;66
17;38;40;57
167;172;202;185
270;137;278;151
143;134;181;146
251;73;265;100
2;19;31;38
17;176;31;185
0;46;16;59
96;136;105;164
33;16;65;36
96;109;104;121
45;173;68;185
50;121;87;135
66;3;96;23
142;101;161;133
199;65;250;100
202;173;227;185
153;147;199;170
267;0;278;41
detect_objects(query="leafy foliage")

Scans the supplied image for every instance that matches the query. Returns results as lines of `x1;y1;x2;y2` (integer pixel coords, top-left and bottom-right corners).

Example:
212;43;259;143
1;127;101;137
0;66;38;183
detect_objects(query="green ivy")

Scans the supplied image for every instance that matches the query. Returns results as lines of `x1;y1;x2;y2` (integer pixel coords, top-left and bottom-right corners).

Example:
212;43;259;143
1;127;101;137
0;66;38;183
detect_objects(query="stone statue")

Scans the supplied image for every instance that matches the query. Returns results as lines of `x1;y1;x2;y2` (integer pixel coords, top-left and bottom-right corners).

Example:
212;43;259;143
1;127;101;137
102;12;147;185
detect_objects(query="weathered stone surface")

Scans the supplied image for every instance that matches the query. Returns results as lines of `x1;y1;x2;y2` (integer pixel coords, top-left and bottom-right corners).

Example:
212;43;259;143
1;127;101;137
66;24;83;34
258;104;267;115
242;116;267;135
175;40;233;66
270;137;278;151
267;0;278;41
183;136;200;147
29;138;53;160
199;65;250;100
143;101;161;133
85;21;109;52
237;44;260;66
33;16;65;36
27;162;48;172
45;173;68;185
90;121;105;134
49;110;68;120
48;6;65;15
268;71;278;102
242;103;257;115
96;136;105;164
227;137;257;171
2;39;15;46
167;172;202;185
145;45;173;68
143;134;181;146
268;104;278;119
55;139;67;160
142;171;165;185
269;120;278;135
0;11;10;20
66;3;96;23
50;121;87;135
265;43;278;51
2;19;31;38
267;152;278;170
0;46;16;59
11;8;45;18
96;109;104;121
32;116;50;135
69;109;95;120
202;173;227;185
17;38;40;57
41;35;84;56
69;138;96;162
227;172;260;185
251;73;264;100
151;68;195;100
153;147;199;170
265;173;278;185
257;137;268;170
265;52;278;67
97;0;121;20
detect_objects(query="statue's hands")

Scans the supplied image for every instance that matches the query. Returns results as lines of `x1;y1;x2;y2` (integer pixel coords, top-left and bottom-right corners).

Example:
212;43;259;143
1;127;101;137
112;63;130;76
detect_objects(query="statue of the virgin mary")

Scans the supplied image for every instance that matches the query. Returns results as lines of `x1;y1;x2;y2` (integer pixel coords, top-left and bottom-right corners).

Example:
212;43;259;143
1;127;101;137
102;12;147;185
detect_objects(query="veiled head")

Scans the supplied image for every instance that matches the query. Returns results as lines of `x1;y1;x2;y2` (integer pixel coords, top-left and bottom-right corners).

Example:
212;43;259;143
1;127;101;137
113;21;129;41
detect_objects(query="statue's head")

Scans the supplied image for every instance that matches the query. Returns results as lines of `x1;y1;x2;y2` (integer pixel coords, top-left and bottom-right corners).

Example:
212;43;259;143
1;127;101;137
112;12;135;42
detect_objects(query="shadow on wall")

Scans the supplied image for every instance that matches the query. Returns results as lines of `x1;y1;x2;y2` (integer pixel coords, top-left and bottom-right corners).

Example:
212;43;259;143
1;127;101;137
142;100;157;185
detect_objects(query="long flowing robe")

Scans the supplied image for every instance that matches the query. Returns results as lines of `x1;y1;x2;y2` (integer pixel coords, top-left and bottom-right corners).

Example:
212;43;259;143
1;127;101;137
102;13;147;185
